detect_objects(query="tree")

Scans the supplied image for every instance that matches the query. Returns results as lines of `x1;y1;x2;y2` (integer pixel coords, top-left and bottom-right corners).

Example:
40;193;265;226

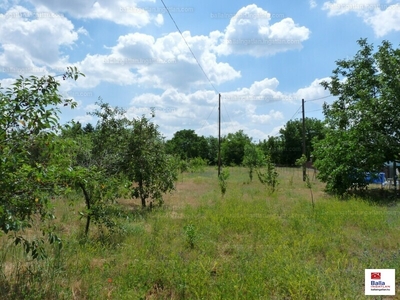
278;118;325;166
258;136;283;165
257;155;279;194
60;102;130;236
221;130;252;166
166;129;208;160
88;100;131;175
123;116;178;208
205;136;219;165
83;122;95;134
314;38;400;195
243;143;265;181
0;67;83;257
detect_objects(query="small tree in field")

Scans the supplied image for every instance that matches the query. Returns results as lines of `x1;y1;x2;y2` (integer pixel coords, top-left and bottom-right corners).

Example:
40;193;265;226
218;168;230;197
296;155;315;209
61;100;131;237
257;155;279;194
243;143;265;182
123;116;178;208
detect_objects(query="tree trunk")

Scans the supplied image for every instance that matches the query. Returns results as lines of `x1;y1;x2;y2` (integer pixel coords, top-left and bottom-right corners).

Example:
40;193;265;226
79;183;91;236
139;180;146;207
85;215;91;237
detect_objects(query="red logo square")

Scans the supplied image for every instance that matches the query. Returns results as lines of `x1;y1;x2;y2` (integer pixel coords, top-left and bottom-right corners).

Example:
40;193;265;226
371;272;381;280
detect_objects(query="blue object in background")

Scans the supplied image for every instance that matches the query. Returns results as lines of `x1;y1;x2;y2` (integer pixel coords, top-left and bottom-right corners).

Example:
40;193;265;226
378;172;386;184
364;172;386;184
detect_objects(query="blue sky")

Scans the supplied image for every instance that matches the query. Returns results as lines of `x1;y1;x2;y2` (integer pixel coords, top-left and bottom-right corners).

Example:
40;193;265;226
1;0;400;141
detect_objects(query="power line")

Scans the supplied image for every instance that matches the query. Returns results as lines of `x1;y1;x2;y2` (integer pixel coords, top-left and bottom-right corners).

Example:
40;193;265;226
205;105;217;122
160;0;218;94
289;105;302;121
272;105;302;137
305;95;332;102
222;102;232;124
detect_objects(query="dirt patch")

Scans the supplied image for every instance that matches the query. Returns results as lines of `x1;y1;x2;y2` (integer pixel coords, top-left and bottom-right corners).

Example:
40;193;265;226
145;280;178;300
90;258;106;270
163;180;214;209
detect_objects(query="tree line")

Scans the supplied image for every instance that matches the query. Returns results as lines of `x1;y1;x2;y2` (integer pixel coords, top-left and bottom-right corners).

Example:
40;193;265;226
162;118;324;167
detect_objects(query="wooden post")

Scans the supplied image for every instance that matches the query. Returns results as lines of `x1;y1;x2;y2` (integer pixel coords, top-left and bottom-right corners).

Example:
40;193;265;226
394;161;397;192
218;93;221;177
302;98;306;181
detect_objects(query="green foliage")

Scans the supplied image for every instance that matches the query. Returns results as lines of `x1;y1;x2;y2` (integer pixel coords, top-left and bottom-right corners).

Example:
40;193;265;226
258;135;283;164
177;158;189;173
183;223;197;249
257;155;279;194
165;129;208;160
258;118;325;166
0;67;83;257
124;115;178;208
59;101;132;236
280;118;325;165
218;168;230;197
88;99;131;175
221;130;252;166
188;157;208;173
65;166;127;236
205;136;219;165
315;38;400;195
243;143;265;181
295;154;307;167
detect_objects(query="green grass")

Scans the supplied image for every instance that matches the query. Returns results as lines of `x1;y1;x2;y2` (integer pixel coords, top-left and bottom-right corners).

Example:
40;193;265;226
1;166;400;299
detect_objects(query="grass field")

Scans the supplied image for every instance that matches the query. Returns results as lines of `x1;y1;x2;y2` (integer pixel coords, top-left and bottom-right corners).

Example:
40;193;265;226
1;166;400;299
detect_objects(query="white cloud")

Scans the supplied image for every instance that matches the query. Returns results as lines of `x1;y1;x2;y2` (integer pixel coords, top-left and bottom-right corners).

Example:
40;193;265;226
0;6;80;73
155;14;164;26
0;78;16;89
222;77;294;105
364;4;400;36
251;109;284;124
322;0;400;36
216;4;311;57
73;54;139;88
268;125;284;137
322;0;380;16
72;114;94;124
310;0;318;9
292;77;331;103
84;103;100;112
72;31;240;90
27;0;158;27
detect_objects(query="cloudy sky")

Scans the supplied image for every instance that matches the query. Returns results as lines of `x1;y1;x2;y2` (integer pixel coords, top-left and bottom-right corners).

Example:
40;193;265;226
1;0;400;141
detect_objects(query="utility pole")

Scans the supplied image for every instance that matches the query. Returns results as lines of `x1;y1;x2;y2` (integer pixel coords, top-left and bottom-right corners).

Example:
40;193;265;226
218;93;221;177
394;160;397;193
302;98;306;182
